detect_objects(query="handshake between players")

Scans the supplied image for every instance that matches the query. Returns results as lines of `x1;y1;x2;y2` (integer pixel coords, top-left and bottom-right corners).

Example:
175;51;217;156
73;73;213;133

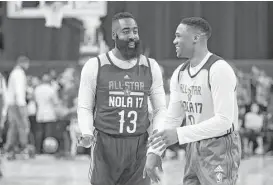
77;129;179;152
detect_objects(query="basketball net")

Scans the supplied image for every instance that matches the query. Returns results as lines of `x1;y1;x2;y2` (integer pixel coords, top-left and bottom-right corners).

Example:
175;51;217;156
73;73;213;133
44;2;64;28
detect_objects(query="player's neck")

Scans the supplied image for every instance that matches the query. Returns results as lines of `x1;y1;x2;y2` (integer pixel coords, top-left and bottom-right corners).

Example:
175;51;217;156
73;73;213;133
112;48;129;61
190;47;209;67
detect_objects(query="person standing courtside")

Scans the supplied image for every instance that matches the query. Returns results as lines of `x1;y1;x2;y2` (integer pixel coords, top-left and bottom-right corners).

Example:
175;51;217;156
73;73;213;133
34;73;59;154
4;56;30;159
145;17;241;185
77;12;166;185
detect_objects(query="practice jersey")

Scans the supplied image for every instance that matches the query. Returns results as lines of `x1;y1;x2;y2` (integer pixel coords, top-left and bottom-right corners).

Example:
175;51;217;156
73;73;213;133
178;54;238;136
94;53;153;136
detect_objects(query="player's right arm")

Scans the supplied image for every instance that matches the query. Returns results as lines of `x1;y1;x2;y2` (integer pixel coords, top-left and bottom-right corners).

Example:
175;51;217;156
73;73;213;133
147;65;186;156
144;64;186;181
77;58;99;137
165;65;186;129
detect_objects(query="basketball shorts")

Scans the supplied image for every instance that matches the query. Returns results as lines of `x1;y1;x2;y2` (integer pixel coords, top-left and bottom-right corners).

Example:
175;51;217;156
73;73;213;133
89;129;150;185
183;131;241;185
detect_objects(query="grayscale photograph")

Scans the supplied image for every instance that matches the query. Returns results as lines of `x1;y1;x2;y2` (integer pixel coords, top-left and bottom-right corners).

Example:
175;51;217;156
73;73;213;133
0;1;272;185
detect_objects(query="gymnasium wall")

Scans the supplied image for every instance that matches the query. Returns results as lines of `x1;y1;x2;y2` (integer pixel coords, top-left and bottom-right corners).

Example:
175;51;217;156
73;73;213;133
1;1;273;61
103;1;273;60
0;59;272;78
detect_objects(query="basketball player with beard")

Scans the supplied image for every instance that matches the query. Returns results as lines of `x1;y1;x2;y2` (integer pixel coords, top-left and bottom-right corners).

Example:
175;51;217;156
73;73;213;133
77;12;166;185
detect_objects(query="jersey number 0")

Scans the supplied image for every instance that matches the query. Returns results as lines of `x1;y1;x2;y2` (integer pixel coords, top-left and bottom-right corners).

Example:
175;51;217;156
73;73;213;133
118;110;137;133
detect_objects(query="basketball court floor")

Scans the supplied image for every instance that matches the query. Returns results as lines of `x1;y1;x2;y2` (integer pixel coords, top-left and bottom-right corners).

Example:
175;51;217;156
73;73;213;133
1;154;273;185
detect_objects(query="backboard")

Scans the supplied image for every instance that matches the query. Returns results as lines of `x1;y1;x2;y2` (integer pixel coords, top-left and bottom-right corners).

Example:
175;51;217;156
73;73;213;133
7;1;107;18
7;1;108;54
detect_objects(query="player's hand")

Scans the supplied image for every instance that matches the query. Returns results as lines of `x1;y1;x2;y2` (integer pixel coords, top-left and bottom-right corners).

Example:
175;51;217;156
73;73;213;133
143;153;163;183
148;129;179;151
77;134;94;148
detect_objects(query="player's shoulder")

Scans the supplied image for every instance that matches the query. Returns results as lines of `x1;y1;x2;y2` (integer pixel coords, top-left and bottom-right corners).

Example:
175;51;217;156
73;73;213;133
210;57;235;75
209;55;236;82
139;55;159;68
82;57;100;70
84;52;110;65
173;63;185;76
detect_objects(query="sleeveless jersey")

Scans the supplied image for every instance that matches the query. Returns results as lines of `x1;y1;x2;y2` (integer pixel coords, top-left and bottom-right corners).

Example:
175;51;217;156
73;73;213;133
178;54;238;136
94;52;153;136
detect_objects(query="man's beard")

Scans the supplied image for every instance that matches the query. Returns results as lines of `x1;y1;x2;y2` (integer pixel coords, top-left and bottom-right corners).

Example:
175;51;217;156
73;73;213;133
115;36;141;60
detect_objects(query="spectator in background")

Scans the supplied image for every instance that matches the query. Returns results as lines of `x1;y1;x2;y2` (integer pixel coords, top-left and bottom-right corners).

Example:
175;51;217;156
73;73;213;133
256;71;272;113
0;72;8;139
0;71;8;177
250;66;260;103
2;71;10;85
264;113;273;155
26;76;38;149
34;73;58;154
32;76;40;87
238;106;246;129
49;69;60;92
238;106;246;158
244;103;264;155
0;70;10;149
68;97;80;158
267;85;273;116
55;67;78;158
4;56;30;159
49;69;57;80
263;85;273;155
237;70;251;109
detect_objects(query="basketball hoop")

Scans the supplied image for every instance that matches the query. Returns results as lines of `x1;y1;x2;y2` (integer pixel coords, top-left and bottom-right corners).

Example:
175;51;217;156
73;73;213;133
43;2;65;28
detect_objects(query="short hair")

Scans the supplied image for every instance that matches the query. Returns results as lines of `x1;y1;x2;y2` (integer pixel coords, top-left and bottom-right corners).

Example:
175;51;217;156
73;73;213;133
112;12;135;23
181;17;212;39
17;55;30;64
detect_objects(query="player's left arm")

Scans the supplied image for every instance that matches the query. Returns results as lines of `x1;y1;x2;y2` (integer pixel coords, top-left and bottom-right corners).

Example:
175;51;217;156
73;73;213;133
176;60;237;145
147;59;167;134
146;59;168;155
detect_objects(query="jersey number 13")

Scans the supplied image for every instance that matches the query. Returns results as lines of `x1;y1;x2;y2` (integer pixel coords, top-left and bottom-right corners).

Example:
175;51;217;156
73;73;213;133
118;110;137;133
